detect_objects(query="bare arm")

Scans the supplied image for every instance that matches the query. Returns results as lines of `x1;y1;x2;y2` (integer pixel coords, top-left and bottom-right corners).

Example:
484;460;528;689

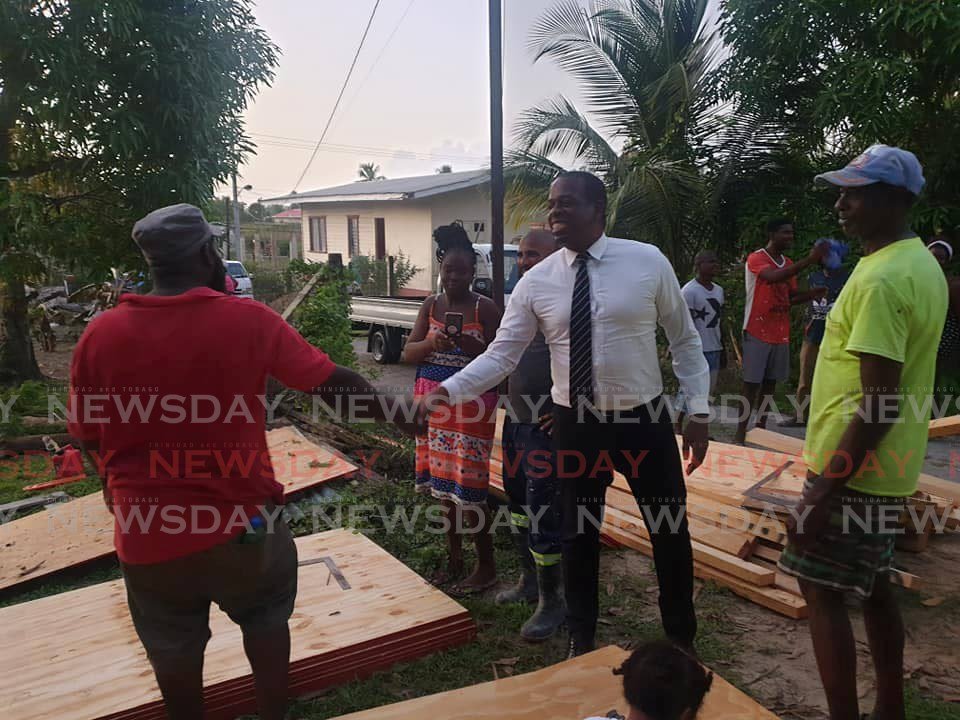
757;245;826;284
313;365;406;425
401;296;443;365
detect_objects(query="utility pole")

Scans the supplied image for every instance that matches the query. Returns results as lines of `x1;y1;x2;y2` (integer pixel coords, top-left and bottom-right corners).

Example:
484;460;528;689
232;171;244;262
488;0;505;311
224;196;231;259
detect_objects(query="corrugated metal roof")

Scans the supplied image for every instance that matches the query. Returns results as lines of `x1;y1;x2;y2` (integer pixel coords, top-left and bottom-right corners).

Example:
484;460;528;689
263;169;489;204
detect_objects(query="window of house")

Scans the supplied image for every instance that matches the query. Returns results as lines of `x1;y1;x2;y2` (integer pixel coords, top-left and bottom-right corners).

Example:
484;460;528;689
374;218;386;260
309;216;327;253
348;215;360;257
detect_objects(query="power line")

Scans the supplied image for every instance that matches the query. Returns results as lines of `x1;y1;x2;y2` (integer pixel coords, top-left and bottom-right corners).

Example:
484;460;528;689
331;0;418;129
291;0;383;192
252;132;489;163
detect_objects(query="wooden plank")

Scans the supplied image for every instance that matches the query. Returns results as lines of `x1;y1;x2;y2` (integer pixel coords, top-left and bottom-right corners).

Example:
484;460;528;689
280;270;323;321
602;524;806;620
0;529;474;720
333;645;781;720
0;426;358;594
774;572;801;596
604;507;774;587
751;543;783;564
745;428;960;508
601;483;755;558
890;569;921;590
929;414;960;439
608;474;787;544
744;428;803;456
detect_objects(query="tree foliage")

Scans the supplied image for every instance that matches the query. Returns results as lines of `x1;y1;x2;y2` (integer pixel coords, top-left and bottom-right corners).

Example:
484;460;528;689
0;0;279;382
358;163;385;182
350;252;421;296
506;0;767;268
293;267;357;369
720;0;960;237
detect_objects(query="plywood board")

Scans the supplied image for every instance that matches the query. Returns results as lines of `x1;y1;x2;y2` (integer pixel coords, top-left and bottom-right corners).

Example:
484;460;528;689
333;645;781;720
0;426;358;594
1;529;474;720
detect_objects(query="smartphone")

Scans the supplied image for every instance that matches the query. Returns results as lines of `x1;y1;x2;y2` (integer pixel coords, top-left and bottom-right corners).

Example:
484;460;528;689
444;312;464;340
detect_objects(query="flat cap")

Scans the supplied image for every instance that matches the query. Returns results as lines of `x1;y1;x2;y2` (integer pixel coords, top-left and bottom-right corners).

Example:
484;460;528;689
132;203;215;266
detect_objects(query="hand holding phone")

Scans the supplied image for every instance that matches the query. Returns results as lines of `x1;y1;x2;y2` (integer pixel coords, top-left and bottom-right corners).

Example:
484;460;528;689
444;312;464;343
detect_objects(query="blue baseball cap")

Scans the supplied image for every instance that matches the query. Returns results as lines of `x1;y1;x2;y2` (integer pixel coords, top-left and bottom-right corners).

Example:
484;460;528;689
814;144;925;196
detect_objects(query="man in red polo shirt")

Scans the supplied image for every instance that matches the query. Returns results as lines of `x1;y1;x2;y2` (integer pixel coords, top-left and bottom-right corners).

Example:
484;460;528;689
68;203;410;720
733;219;828;444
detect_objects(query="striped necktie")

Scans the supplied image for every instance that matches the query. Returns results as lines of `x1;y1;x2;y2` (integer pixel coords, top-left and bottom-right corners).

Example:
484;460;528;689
569;252;593;404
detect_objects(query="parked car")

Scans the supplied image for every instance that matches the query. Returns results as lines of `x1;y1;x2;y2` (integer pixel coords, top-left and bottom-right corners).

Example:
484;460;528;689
224;261;254;297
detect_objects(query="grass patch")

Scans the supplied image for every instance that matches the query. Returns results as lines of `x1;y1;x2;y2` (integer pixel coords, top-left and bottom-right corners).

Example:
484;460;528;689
0;563;121;609
905;685;960;720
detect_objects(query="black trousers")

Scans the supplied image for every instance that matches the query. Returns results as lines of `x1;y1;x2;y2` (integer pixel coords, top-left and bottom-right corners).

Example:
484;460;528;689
552;399;696;646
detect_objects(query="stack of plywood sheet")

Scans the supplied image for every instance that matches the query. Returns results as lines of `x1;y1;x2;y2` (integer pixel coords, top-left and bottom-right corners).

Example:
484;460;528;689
490;415;956;619
0;529;475;720
0;425;358;594
333;645;781;720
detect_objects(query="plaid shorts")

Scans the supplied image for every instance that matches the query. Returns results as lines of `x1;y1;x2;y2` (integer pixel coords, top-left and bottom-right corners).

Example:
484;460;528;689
778;480;904;598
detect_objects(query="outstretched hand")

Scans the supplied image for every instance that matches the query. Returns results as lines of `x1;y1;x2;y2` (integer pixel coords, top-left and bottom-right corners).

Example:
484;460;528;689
411;386;451;436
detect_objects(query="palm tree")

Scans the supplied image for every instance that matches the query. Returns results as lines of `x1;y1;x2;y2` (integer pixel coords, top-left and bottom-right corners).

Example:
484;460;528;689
508;0;760;267
358;162;385;181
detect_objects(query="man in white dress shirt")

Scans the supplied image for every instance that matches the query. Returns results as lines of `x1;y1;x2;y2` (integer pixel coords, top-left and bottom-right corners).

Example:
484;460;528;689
416;172;710;657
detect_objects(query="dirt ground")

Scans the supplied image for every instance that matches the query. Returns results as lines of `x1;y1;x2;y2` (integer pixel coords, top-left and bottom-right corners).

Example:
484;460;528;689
600;532;960;720
35;345;73;383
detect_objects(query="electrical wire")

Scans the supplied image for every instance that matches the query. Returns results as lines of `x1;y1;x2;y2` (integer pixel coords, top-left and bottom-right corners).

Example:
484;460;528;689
331;0;418;130
252;132;488;163
291;0;383;192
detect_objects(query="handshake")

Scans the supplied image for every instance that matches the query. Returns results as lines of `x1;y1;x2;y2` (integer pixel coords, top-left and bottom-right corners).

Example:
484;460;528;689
386;386;452;438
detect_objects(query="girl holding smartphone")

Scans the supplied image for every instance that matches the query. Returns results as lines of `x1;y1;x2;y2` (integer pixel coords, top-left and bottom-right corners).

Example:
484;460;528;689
403;222;502;592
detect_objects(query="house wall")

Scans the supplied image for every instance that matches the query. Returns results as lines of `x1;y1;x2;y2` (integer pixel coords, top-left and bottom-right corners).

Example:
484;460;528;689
300;202;434;293
298;186;527;295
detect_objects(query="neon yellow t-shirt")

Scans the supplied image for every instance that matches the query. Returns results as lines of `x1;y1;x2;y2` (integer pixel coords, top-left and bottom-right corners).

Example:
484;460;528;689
804;237;947;497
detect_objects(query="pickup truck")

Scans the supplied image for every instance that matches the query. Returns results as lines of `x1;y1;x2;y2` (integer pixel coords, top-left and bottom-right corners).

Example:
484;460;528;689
351;243;519;364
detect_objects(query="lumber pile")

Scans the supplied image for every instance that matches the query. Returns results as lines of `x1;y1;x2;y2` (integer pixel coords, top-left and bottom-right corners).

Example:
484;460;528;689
0;529;475;720
0;425;358;594
491;416;956;619
490;416;805;618
333;645;781;720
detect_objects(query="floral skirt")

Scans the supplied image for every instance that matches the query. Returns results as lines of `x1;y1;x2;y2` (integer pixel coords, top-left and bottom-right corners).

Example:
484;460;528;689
414;362;497;506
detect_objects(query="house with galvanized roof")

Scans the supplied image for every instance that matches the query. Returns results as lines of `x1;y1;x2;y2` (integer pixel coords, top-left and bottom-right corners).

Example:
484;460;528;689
265;170;523;295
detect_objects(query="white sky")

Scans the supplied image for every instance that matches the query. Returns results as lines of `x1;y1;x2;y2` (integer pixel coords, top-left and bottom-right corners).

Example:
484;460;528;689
235;0;721;204
234;0;590;203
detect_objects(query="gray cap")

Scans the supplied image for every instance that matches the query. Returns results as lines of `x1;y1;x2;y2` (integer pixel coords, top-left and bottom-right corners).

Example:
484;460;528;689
132;203;215;266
